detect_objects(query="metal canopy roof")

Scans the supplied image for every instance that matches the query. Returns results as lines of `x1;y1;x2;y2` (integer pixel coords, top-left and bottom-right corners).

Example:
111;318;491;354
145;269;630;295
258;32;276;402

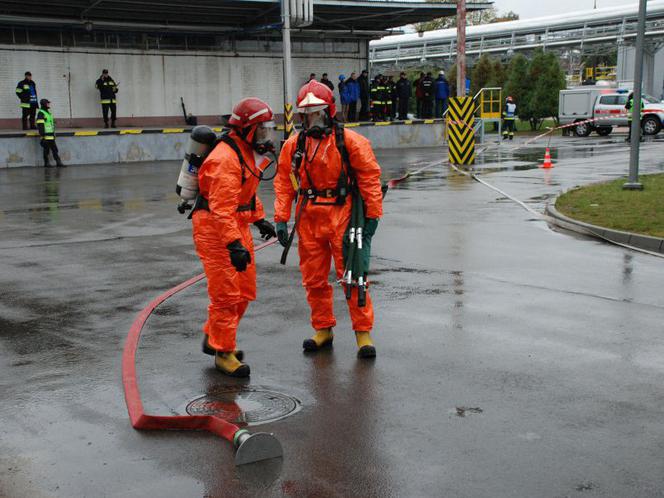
0;0;489;35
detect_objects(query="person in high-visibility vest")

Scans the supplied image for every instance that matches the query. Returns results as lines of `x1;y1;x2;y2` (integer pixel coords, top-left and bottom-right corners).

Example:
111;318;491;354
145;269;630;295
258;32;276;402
502;96;517;140
370;75;384;121
625;92;644;143
95;69;119;128
36;99;65;168
16;71;38;130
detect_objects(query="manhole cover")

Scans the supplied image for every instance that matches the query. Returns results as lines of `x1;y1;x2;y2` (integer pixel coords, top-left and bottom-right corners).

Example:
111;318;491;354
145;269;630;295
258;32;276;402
185;386;301;426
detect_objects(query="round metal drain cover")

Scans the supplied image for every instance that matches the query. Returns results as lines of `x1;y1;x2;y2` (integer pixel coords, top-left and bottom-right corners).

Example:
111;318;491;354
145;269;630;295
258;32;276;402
186;386;300;426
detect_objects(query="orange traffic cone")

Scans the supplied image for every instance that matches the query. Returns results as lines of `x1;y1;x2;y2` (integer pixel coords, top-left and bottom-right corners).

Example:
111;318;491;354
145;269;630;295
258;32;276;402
541;147;554;169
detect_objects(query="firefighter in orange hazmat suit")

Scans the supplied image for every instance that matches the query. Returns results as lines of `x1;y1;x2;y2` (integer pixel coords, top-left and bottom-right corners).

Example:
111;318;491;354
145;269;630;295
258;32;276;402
192;97;277;377
274;81;383;358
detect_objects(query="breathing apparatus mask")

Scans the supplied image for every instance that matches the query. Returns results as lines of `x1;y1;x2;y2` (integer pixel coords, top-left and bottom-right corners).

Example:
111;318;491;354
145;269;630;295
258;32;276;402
239;121;277;181
252;121;276;155
300;106;332;139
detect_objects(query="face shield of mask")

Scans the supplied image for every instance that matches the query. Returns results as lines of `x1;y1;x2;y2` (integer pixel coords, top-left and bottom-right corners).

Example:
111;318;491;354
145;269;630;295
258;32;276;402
303;111;327;131
255;121;275;146
252;121;276;156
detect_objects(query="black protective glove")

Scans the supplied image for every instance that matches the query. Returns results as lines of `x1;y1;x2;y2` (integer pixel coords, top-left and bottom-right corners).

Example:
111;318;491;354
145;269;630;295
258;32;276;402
253;219;277;240
227;240;251;272
276;221;289;247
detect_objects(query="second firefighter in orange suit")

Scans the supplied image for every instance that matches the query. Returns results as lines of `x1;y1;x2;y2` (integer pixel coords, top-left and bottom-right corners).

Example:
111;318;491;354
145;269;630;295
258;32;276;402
274;81;383;358
192;98;277;377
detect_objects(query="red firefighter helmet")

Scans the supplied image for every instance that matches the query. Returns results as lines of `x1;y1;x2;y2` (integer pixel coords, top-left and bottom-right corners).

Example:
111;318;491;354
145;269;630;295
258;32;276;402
228;97;274;128
296;80;337;117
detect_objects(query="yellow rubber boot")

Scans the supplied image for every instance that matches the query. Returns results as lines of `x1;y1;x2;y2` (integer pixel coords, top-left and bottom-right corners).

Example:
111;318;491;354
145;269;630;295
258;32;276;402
202;336;243;361
303;328;334;352
215;351;250;377
355;331;376;358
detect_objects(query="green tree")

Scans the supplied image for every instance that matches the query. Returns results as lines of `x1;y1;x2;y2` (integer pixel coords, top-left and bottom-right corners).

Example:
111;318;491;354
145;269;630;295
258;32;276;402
416;1;501;32
503;53;529;121
470;54;494;95
493;11;519;23
447;63;458;97
520;49;549;129
488;59;507;89
414;0;519;31
530;52;567;126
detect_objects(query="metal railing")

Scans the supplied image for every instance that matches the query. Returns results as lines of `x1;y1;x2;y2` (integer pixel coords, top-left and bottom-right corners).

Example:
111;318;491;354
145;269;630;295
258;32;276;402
371;12;664;67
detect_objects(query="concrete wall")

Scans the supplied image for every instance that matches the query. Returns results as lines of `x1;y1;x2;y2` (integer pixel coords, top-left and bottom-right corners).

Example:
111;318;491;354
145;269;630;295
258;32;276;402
0;43;366;127
0;123;445;168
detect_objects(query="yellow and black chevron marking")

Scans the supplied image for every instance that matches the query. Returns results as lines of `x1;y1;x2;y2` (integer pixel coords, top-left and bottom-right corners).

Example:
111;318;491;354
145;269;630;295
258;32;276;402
284;103;295;138
447;97;475;165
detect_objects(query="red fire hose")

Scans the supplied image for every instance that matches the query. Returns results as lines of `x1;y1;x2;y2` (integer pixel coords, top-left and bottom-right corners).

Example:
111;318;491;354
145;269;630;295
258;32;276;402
121;168;426;463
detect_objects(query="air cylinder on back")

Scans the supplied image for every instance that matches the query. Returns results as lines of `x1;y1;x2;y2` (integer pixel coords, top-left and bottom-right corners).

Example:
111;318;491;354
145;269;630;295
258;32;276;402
176;126;217;212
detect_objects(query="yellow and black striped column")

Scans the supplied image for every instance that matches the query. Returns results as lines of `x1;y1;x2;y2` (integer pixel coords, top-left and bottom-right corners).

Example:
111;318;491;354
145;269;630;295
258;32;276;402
447;97;475;165
284;103;295;139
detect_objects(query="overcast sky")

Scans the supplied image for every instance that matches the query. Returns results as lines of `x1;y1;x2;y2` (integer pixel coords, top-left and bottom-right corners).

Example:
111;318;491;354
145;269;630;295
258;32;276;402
491;0;633;19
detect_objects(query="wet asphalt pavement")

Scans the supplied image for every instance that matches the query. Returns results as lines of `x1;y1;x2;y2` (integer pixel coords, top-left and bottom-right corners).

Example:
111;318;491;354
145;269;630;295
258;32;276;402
1;133;664;498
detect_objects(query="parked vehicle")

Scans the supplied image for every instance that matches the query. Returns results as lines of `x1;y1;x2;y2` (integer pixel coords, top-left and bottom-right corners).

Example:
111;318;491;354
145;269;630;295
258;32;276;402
559;86;664;137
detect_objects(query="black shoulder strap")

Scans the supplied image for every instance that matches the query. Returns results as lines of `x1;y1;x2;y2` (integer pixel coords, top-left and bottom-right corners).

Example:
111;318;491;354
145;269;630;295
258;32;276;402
335;124;352;179
294;131;307;170
292;131;309;187
217;133;247;184
334;124;352;204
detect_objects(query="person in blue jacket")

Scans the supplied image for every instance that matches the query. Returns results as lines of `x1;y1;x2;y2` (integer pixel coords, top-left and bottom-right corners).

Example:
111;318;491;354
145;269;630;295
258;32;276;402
345;72;360;122
435;70;450;118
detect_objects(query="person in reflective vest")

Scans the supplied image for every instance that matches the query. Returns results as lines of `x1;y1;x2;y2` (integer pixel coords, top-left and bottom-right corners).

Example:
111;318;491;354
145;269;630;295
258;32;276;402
16;71;38;130
36;99;65;168
502;96;517;140
625;92;645;142
95;69;118;128
370;75;385;122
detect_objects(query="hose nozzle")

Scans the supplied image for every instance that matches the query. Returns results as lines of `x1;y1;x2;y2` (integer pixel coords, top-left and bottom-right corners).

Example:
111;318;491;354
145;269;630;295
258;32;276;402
233;429;283;466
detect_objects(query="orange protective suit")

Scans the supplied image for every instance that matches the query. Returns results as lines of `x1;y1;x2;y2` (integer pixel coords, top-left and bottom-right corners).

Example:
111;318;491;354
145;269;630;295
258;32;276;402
274;128;383;332
192;131;267;352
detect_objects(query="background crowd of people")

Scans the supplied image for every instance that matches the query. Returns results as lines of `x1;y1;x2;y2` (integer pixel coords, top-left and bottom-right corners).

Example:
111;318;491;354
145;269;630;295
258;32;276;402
307;70;451;123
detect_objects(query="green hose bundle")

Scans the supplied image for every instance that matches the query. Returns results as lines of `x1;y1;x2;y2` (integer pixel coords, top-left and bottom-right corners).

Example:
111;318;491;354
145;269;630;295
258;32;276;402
342;187;369;307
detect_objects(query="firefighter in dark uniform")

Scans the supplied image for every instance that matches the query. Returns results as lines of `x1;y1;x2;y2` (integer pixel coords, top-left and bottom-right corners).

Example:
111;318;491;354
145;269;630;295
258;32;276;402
95;69;118;128
16;71;38;130
370;75;384;122
36;99;65;168
384;75;395;120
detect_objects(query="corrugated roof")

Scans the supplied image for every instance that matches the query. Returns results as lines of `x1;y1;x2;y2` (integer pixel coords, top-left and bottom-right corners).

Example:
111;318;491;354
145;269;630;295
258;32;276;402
0;0;489;35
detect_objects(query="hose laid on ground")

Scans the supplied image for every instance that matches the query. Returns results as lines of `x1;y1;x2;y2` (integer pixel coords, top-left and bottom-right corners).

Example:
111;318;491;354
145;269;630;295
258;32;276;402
121;163;431;460
122;238;284;465
448;162;664;259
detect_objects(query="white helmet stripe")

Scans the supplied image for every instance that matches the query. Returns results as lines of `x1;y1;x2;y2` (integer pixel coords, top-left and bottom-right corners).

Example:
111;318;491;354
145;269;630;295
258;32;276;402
297;92;328;108
231;113;241;121
248;107;269;121
298;104;328;113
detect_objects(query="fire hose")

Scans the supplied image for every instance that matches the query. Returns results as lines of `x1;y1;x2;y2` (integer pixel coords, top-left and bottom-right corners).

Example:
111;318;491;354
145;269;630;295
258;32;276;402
122;164;433;464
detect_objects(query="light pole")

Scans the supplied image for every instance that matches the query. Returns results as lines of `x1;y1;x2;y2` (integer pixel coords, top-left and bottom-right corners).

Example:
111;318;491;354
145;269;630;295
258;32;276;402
282;0;295;139
623;0;647;191
456;0;466;97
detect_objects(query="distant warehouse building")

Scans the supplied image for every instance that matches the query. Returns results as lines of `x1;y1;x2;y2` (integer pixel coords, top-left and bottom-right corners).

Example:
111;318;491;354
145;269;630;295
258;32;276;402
0;0;486;128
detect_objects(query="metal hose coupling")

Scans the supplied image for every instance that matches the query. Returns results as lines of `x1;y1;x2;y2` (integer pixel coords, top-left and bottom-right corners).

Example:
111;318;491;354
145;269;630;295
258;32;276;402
233;429;284;466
